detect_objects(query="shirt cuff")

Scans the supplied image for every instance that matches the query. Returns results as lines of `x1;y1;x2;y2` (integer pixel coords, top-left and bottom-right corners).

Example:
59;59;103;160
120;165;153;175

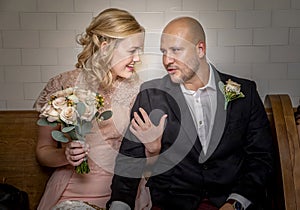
109;201;131;210
227;193;252;209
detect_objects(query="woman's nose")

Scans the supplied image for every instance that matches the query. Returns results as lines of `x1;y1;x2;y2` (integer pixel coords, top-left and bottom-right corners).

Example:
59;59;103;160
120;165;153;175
133;53;140;62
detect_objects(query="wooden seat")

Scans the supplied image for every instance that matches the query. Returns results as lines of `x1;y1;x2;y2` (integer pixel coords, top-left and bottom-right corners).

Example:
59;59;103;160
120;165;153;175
264;94;300;210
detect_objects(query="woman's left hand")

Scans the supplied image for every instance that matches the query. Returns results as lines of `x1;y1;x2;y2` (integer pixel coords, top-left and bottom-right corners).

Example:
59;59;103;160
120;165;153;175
65;141;90;166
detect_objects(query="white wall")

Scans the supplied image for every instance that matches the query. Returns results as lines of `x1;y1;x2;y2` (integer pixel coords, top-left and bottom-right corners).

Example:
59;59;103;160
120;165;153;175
0;0;299;110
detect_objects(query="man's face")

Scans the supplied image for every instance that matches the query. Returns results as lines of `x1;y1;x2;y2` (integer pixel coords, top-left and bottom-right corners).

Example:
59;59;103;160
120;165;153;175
160;33;200;84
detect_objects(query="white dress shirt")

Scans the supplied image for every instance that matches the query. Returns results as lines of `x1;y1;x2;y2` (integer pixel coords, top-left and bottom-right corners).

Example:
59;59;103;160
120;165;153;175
180;64;217;154
180;65;251;209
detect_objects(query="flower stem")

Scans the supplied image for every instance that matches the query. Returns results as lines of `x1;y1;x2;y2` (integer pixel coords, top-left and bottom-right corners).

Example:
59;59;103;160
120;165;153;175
75;159;90;174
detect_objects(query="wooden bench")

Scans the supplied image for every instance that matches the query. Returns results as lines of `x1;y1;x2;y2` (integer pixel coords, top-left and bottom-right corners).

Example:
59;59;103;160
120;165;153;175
0;111;53;210
0;94;299;210
264;95;300;210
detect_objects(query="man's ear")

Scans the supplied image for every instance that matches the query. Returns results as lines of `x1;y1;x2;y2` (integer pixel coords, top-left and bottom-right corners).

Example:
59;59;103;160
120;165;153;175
197;41;206;56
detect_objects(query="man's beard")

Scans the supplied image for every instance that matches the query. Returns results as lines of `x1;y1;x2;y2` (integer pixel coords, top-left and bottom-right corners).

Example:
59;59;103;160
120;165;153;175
170;70;193;84
169;57;200;84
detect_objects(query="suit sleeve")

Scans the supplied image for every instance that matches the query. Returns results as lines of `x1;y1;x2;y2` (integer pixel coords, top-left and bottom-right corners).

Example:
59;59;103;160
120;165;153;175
232;81;274;204
107;89;149;210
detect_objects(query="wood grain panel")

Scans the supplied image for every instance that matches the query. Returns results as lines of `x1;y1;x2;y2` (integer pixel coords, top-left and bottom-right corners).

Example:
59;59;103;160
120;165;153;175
0;111;53;210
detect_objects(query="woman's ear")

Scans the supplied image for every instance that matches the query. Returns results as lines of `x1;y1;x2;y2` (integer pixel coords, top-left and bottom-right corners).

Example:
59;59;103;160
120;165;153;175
100;41;108;56
100;41;108;51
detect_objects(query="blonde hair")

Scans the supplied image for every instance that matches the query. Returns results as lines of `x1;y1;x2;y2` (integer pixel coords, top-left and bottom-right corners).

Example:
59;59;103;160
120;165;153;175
75;8;144;89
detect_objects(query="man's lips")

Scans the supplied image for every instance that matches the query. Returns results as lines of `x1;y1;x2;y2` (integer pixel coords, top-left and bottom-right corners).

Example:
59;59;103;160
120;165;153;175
167;67;177;73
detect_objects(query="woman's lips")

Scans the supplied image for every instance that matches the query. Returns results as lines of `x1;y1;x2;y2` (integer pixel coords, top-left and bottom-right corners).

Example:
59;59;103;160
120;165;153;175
126;65;134;71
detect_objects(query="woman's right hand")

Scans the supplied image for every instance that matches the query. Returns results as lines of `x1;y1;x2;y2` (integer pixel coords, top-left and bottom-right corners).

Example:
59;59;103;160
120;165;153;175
65;141;90;166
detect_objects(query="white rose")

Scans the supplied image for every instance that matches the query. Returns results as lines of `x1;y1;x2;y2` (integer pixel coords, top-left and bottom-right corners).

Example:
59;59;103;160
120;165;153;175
60;107;77;125
225;79;241;93
88;92;97;105
75;89;97;103
52;97;67;110
74;89;88;101
81;103;97;121
40;103;60;122
47;109;60;122
68;94;79;103
54;87;74;97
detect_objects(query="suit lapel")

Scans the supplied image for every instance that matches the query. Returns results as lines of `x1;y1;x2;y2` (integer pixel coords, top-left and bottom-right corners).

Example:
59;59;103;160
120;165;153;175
199;69;227;163
162;68;228;161
164;77;201;154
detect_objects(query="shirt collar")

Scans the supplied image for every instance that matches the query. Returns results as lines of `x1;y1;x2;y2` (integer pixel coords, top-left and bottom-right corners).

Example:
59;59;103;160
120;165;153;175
181;63;216;95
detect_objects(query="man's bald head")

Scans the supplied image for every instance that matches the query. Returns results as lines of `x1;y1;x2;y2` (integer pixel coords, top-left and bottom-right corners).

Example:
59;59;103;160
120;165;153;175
162;17;206;45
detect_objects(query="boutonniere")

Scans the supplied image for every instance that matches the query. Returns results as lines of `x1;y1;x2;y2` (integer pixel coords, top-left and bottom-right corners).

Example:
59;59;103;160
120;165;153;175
218;79;245;110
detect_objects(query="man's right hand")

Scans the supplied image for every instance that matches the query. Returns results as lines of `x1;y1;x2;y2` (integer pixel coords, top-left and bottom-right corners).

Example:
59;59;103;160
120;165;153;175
129;107;167;156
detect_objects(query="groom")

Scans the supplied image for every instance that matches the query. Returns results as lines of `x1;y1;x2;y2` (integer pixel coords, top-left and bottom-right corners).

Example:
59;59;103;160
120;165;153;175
108;17;274;210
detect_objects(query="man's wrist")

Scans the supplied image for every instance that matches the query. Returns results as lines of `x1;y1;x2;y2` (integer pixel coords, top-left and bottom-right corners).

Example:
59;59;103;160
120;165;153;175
226;199;244;210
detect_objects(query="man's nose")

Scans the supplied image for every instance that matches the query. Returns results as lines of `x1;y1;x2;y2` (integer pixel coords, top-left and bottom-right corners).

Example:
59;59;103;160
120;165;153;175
163;54;175;64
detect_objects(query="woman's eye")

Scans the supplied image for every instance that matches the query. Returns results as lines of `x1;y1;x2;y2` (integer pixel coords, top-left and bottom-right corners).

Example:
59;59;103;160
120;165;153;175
128;49;138;54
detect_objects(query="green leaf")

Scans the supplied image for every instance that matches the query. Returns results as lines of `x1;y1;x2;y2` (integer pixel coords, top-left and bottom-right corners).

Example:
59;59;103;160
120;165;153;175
51;130;69;142
81;121;93;135
75;125;82;136
37;118;58;127
218;81;225;95
76;102;86;116
98;110;113;121
68;129;79;140
62;126;75;133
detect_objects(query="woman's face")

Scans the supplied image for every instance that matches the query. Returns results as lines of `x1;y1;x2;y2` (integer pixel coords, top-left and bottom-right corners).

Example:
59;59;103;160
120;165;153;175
110;33;144;80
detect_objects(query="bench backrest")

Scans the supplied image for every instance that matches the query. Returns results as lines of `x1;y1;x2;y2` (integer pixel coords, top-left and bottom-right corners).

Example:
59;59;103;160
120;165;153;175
265;94;300;210
0;111;53;210
0;94;299;210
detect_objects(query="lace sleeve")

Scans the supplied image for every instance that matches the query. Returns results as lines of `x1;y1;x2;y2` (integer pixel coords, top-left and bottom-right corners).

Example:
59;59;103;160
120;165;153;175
113;77;142;108
33;69;80;112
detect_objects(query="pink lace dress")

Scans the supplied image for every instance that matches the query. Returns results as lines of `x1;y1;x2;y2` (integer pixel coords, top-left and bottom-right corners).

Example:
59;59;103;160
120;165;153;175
34;69;151;210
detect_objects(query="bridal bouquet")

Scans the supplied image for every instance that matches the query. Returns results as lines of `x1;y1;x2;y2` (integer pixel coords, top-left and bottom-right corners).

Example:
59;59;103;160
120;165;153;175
37;87;112;174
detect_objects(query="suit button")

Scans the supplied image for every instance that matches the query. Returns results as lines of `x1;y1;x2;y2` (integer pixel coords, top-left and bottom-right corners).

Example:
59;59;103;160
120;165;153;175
202;164;208;170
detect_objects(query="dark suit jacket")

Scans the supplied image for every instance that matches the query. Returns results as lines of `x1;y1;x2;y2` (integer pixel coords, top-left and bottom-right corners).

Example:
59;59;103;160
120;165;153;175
108;66;274;210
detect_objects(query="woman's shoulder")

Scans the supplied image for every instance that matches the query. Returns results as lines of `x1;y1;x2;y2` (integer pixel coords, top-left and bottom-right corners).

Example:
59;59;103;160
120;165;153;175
119;76;142;90
34;69;81;111
48;69;81;87
112;77;141;106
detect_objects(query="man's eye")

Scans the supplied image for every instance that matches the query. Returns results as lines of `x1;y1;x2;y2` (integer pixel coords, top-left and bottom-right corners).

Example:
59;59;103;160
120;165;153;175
172;48;181;53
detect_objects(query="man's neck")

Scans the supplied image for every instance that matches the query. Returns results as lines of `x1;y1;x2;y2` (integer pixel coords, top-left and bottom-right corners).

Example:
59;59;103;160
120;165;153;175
183;62;210;91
